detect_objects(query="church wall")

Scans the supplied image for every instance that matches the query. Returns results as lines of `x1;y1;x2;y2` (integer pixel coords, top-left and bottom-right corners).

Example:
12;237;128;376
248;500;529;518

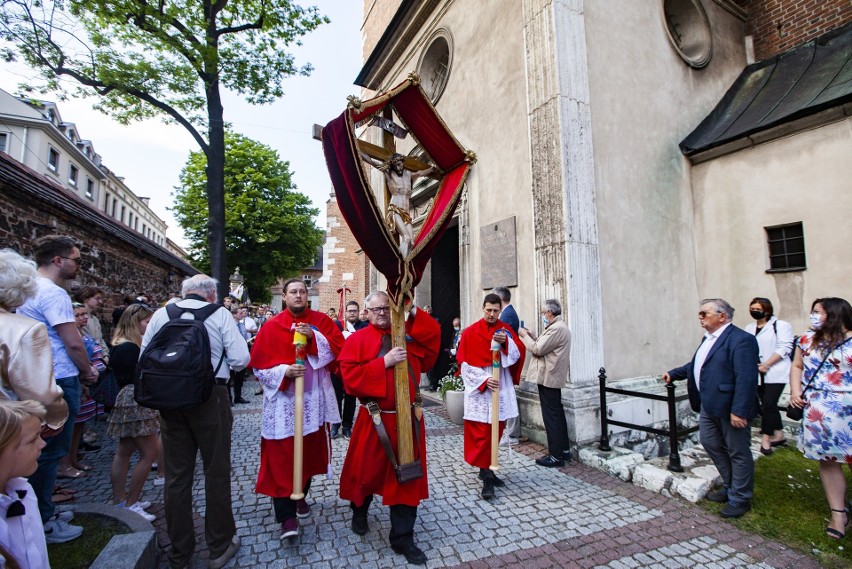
690;117;852;334
582;0;749;379
361;0;534;327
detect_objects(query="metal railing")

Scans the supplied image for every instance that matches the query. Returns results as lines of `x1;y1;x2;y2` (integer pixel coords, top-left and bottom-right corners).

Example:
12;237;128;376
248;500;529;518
597;367;698;472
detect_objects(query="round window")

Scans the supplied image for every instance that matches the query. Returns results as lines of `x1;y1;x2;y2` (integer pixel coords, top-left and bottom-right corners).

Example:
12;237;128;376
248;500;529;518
418;31;453;103
662;0;713;68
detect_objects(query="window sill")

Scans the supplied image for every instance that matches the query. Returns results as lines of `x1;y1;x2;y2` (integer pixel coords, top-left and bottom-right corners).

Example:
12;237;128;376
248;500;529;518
765;267;806;274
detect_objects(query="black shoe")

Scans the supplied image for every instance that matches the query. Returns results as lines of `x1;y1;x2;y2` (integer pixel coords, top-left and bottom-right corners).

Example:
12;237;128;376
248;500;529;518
478;469;505;487
770;437;788;448
351;513;368;536
78;441;101;452
331;424;341;439
535;455;565;468
233;398;249;404
481;478;495;500
704;488;728;503
720;500;751;518
759;445;773;456
392;544;427;565
342;426;352;439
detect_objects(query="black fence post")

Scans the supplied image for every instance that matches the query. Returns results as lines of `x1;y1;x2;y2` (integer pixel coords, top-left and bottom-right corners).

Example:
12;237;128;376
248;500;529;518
665;382;684;472
598;367;611;451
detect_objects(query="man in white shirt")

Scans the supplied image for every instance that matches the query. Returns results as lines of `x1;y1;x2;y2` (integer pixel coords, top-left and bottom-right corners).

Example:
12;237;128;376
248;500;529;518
142;274;250;569
663;298;759;519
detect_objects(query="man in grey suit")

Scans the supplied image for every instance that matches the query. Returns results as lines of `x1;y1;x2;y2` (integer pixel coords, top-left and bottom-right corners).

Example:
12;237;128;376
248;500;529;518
663;298;759;519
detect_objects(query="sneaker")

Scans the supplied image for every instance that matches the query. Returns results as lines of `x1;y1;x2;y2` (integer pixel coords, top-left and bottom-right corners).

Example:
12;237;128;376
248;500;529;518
720;500;751;518
209;535;241;569
280;518;299;539
126;502;156;522
56;510;74;523
153;477;165;486
136;500;152;509
296;499;310;519
43;518;83;544
704;488;728;503
535;455;565;468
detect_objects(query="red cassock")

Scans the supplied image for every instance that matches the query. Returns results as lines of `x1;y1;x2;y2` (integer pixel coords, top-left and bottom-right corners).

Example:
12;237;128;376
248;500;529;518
338;310;440;507
456;318;525;469
251;308;345;498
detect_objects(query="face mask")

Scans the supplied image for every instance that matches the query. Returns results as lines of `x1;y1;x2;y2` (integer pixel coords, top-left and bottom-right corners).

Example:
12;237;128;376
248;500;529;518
453;326;460;331
809;313;824;330
541;315;549;326
750;310;765;320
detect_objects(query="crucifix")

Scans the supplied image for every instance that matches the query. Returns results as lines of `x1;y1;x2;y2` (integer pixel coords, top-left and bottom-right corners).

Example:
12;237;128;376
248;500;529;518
313;106;438;468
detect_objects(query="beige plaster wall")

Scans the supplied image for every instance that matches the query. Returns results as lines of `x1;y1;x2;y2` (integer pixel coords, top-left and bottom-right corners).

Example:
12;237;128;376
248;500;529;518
691;117;852;335
582;0;749;377
365;0;534;325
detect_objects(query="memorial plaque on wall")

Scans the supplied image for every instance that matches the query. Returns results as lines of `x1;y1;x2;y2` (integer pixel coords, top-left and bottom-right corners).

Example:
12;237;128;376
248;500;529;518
480;216;518;289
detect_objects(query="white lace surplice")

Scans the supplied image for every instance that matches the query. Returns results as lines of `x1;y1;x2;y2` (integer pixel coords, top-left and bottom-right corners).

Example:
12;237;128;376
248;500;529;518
461;338;520;423
254;329;341;440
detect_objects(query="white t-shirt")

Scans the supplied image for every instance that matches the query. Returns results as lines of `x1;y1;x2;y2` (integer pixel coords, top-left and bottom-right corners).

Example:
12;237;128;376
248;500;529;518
17;277;78;379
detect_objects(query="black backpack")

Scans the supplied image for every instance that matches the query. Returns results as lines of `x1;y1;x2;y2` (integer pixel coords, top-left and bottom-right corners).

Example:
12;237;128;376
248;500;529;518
134;303;225;411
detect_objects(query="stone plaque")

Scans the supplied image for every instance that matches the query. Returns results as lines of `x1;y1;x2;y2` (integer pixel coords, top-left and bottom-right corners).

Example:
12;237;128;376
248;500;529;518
480;216;518;289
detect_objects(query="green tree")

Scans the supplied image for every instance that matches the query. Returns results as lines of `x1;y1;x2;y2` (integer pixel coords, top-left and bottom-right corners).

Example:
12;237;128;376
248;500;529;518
173;132;322;302
0;0;327;299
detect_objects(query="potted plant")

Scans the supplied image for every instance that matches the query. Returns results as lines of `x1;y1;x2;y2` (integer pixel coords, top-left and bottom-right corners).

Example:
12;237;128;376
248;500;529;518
438;362;464;425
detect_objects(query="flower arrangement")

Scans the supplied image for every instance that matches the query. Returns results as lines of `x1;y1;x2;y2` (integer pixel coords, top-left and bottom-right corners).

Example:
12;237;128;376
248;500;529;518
438;361;463;401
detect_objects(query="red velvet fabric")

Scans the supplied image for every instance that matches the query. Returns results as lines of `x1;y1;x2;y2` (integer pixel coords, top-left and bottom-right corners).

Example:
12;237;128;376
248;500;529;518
321;79;473;303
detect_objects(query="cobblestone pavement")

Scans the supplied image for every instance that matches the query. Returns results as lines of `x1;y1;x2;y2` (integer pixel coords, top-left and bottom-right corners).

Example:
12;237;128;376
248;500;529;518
65;390;821;568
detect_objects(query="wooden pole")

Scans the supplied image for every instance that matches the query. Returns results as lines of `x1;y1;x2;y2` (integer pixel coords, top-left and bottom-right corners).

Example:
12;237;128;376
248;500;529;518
490;346;501;471
290;331;307;500
391;303;415;465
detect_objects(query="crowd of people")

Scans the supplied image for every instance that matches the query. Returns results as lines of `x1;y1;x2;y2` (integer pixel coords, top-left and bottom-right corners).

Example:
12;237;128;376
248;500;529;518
0;235;851;568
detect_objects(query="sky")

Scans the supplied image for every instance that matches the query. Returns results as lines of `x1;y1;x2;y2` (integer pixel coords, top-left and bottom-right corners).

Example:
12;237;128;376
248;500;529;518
0;1;364;249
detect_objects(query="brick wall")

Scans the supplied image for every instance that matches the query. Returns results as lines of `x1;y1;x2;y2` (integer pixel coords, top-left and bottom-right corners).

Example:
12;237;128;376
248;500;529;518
319;195;370;314
744;0;852;61
1;158;194;340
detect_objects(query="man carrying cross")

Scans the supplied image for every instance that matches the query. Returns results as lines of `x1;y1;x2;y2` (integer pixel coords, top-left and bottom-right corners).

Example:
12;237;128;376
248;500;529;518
337;292;440;565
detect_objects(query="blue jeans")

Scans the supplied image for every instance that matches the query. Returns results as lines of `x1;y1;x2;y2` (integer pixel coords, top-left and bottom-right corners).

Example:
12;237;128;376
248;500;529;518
28;375;81;522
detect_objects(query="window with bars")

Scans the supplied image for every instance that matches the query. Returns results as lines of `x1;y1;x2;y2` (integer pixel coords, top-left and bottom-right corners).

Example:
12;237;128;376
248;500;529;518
766;222;806;272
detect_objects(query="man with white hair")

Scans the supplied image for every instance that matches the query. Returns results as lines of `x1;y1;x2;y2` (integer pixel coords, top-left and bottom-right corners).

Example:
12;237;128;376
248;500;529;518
141;274;250;569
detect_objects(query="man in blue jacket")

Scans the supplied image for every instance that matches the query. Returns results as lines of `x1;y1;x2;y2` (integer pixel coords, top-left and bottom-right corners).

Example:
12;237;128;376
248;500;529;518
663;298;759;519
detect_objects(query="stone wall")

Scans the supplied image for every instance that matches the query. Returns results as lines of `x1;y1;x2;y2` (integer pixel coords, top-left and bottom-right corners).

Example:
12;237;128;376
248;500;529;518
319;194;370;314
744;0;852;61
0;152;195;339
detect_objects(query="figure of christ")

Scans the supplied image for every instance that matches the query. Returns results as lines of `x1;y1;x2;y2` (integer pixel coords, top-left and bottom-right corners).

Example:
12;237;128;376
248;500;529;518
360;152;435;258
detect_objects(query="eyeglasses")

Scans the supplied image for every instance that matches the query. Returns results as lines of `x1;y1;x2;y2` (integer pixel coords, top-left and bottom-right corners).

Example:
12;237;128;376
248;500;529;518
698;311;721;318
60;256;82;264
367;306;391;314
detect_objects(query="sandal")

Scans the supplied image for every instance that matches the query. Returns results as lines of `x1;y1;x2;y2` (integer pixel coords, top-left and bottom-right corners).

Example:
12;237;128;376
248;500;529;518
57;467;86;479
52;492;74;504
826;508;849;540
72;463;93;472
53;486;77;496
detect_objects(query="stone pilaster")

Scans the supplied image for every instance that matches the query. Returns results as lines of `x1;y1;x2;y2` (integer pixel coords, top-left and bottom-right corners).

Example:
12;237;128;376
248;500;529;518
522;0;605;444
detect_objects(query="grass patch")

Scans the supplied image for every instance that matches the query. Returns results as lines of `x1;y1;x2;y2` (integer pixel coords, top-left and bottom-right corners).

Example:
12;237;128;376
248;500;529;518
47;513;131;569
699;445;852;568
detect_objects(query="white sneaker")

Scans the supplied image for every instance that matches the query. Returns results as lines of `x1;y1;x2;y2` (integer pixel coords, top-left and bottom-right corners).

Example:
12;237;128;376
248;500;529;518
43;518;83;544
56;510;74;523
126;502;156;522
153;477;165;486
136;500;152;509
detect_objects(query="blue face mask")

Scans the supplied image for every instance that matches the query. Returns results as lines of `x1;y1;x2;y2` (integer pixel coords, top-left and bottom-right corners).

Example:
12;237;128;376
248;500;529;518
541;315;549;327
809;312;824;330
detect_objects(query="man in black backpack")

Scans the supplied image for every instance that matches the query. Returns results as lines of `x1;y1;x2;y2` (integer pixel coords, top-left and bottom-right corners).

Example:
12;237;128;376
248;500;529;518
140;275;250;569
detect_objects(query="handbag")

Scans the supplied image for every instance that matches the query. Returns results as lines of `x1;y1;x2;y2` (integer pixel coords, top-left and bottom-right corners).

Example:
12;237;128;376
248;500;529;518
786;336;851;420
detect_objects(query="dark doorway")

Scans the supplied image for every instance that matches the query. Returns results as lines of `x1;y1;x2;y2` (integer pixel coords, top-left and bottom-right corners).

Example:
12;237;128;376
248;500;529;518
428;224;460;383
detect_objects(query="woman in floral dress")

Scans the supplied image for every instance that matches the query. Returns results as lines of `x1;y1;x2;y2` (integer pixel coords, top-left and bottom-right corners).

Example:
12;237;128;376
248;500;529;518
789;297;852;540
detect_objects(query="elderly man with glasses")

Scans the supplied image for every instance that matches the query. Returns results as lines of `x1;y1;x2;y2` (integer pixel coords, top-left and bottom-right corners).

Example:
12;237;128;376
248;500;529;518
663;298;759;519
337;292;440;566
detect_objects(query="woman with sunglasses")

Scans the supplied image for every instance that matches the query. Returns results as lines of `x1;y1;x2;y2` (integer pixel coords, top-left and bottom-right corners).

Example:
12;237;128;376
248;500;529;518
744;297;793;455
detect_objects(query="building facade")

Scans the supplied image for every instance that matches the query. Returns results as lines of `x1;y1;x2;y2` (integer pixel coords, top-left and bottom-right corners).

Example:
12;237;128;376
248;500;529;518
355;0;851;445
